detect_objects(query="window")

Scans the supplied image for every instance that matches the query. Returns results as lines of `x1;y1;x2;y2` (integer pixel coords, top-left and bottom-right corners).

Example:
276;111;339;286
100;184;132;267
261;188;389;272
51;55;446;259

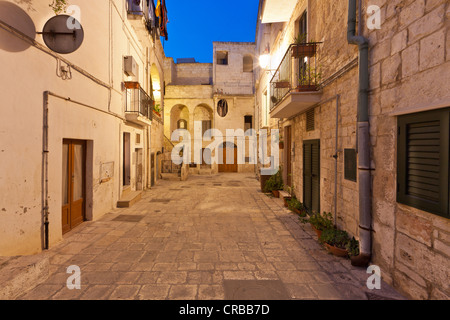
306;109;315;131
217;99;228;117
177;119;187;130
243;56;253;72
202;120;212;138
397;108;449;219
244;115;253;132
262;90;268;127
217;51;228;65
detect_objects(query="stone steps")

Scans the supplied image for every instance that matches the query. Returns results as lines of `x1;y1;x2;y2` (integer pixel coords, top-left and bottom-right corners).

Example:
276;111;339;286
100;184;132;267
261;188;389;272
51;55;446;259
117;190;142;208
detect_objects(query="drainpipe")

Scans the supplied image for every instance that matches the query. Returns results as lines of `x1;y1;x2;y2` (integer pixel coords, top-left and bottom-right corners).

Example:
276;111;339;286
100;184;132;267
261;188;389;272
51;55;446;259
347;0;371;267
42;91;50;250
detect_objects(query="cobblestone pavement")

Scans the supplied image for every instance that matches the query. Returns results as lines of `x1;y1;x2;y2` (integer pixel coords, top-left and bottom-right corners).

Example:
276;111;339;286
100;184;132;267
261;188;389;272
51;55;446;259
18;174;405;300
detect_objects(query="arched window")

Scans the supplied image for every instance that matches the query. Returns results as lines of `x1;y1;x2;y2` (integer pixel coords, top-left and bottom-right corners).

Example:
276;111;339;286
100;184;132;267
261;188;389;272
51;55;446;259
243;55;253;72
177;119;187;130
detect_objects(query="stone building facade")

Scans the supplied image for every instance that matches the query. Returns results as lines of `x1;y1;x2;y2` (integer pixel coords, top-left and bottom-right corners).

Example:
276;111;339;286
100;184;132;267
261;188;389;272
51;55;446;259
163;42;256;174
255;0;449;299
0;0;166;255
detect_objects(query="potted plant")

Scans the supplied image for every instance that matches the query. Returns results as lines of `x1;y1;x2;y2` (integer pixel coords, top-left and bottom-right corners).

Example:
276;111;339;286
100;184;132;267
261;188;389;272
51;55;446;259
346;237;360;265
153;104;162;117
291;34;318;58
319;228;351;258
274;79;290;89
307;211;333;238
297;65;321;92
263;170;284;198
279;139;284;149
287;198;307;217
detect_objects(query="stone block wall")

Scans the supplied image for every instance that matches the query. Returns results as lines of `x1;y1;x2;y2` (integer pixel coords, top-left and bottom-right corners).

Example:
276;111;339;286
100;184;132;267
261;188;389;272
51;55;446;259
213;42;256;95
364;0;450;299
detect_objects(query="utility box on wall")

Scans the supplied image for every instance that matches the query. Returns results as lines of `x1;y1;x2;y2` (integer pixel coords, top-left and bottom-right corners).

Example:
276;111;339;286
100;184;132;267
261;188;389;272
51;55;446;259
124;56;138;77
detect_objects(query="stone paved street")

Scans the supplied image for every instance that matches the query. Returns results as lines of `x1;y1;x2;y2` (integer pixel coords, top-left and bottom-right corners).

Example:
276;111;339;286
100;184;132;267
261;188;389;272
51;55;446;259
18;174;405;300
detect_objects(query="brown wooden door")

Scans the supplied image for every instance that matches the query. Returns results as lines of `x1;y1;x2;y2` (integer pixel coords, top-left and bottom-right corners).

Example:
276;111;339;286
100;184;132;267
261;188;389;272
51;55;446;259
219;143;238;173
62;140;86;234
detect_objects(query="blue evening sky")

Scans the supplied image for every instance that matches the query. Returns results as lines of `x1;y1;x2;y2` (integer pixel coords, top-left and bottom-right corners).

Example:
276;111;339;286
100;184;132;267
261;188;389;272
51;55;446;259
162;0;260;63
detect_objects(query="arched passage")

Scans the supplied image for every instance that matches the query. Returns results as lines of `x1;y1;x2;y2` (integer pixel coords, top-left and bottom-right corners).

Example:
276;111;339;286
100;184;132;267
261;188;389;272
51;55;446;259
170;104;189;137
150;64;162;112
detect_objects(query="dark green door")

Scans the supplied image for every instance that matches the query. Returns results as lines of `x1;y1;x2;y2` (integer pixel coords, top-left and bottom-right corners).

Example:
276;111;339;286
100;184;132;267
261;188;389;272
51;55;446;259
304;140;320;214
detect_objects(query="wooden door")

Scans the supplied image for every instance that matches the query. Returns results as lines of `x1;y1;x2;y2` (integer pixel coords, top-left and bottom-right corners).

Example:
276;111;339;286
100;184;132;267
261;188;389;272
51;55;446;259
219;143;238;173
303;139;320;214
62;140;86;234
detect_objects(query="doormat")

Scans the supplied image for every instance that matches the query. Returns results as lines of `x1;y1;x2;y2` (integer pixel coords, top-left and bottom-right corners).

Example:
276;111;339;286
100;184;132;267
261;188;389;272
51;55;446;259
112;215;144;223
223;280;290;300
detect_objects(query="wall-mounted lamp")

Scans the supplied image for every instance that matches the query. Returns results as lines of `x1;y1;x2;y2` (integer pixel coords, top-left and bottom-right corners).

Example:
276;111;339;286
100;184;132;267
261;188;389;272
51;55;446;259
259;44;275;72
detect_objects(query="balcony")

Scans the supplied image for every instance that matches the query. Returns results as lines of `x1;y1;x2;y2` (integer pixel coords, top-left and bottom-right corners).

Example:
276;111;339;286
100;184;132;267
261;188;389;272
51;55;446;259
261;0;298;23
125;82;153;126
269;43;323;119
126;0;158;40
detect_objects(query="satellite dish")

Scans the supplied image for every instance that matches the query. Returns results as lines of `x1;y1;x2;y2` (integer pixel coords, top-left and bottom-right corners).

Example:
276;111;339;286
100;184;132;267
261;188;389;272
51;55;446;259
40;15;84;54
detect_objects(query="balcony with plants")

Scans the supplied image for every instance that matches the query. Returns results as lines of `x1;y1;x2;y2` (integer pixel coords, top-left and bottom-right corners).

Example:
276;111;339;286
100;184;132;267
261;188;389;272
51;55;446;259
269;40;323;119
124;81;154;126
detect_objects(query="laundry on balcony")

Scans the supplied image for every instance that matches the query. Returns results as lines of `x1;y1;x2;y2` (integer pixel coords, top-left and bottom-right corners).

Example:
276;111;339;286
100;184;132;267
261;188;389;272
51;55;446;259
156;0;169;40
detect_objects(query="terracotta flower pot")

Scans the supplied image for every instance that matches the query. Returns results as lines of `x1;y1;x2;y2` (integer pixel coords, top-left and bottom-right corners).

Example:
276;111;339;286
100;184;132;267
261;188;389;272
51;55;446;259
291;43;317;58
283;197;292;208
311;224;322;239
324;243;349;258
272;190;280;198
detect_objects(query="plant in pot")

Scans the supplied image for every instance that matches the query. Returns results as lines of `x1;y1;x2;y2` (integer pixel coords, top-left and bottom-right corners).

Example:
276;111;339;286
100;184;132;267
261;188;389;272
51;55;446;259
297;65;322;92
153;104;162;117
263;169;283;198
274;79;290;89
308;211;333;238
346;237;360;265
292;34;317;58
287;197;307;217
319;228;351;258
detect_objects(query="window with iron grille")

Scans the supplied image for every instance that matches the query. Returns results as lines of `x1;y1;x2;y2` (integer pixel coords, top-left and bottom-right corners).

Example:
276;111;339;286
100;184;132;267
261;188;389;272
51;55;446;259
397;108;449;219
306;109;315;131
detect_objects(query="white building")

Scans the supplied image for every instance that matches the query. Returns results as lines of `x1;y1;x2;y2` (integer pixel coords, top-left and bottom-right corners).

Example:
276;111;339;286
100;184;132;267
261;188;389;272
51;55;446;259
0;0;166;255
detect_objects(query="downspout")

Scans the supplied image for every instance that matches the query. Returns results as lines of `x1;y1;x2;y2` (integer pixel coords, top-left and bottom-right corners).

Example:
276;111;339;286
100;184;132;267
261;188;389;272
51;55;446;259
347;0;372;267
42;91;50;250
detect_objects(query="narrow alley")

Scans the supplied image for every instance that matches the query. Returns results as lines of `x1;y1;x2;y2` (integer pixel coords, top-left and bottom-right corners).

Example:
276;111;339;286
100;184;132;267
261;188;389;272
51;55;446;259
16;174;404;300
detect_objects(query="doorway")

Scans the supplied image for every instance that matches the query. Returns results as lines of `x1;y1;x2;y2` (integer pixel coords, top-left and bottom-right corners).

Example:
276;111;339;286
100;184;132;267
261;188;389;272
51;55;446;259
303;139;320;214
62;140;86;234
284;126;293;187
136;148;143;190
123;133;131;186
219;142;238;173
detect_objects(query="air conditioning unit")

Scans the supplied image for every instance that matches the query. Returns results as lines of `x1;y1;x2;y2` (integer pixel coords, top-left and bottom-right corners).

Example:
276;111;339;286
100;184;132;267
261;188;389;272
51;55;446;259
124;56;138;77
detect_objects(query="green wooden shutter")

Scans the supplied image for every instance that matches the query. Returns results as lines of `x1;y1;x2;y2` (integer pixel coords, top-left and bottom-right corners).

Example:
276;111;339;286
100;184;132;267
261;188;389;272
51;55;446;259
311;140;320;213
304;143;312;211
397;108;449;218
303;140;320;214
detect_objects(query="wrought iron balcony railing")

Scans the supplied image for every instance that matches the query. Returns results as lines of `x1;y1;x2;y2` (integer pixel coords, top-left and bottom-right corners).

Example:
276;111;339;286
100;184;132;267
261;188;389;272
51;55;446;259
270;42;321;111
125;82;153;121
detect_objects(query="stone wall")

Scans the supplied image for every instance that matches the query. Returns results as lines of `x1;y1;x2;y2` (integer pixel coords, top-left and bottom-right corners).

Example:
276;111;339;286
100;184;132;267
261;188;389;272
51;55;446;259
213;42;256;95
364;0;450;299
255;0;449;299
